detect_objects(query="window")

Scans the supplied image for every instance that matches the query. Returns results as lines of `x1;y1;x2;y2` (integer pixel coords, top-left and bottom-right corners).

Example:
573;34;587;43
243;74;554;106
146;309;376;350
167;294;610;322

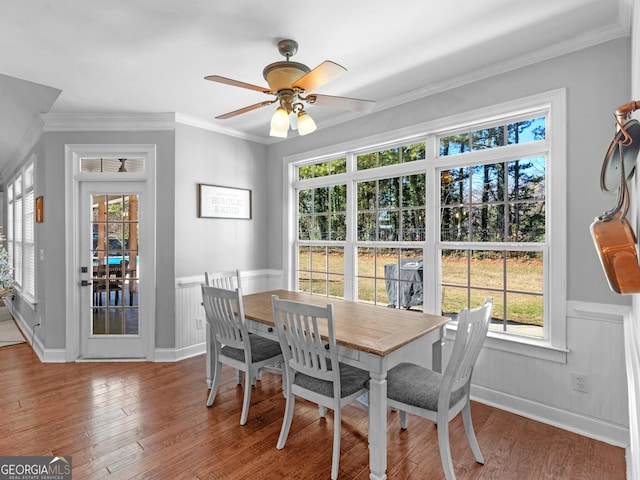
288;90;566;359
7;158;36;301
79;157;145;173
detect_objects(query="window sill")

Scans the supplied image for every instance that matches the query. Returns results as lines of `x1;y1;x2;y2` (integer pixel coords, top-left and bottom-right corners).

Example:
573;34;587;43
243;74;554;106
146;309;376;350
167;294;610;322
11;290;38;309
445;324;568;363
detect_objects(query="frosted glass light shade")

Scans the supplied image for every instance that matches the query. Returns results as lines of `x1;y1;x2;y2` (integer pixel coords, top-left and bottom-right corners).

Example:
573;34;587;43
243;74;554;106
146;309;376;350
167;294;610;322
297;110;317;136
270;107;290;137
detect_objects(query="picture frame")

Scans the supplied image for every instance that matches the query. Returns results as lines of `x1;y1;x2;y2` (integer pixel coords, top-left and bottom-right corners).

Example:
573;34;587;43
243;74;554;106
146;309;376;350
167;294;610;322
36;196;44;223
198;184;252;219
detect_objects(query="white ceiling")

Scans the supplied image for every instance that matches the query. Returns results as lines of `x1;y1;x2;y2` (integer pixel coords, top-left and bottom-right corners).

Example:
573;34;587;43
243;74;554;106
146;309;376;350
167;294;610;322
0;0;632;171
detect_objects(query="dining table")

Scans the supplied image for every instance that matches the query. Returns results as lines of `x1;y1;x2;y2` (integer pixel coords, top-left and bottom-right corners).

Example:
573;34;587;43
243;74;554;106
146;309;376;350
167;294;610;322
240;289;451;480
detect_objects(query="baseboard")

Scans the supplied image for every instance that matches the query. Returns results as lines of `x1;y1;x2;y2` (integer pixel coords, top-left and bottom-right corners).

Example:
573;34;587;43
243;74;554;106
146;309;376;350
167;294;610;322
155;342;206;362
7;305;66;363
472;384;629;448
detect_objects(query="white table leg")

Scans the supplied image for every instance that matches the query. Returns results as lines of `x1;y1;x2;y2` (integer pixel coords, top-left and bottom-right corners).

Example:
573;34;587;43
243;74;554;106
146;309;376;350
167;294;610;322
432;325;445;373
368;371;387;480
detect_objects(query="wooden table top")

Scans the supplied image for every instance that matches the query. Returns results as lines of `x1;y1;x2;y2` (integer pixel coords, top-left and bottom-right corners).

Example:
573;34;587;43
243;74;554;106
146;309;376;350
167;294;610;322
241;290;451;357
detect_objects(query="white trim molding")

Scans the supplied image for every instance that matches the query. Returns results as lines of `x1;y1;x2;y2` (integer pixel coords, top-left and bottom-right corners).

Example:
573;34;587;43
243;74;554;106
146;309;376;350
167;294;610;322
42;112;176;132
472;384;630;447
627;300;640;480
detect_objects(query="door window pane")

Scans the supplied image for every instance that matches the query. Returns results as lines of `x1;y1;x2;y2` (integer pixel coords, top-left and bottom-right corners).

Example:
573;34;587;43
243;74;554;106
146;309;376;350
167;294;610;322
91;193;139;335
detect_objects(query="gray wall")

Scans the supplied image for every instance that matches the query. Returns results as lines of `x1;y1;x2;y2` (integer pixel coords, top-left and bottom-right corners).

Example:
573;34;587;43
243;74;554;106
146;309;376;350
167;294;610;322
174;124;268;277
266;37;632;308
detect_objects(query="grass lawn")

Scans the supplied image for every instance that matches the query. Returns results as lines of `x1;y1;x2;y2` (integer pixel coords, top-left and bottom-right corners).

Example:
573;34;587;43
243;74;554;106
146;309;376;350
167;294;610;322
298;251;544;332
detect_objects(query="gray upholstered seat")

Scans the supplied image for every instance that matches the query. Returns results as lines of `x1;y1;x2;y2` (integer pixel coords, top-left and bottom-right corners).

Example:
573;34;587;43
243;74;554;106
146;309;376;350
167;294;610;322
221;333;283;362
379;298;493;480
271;295;369;480
385;362;466;411
202;285;283;425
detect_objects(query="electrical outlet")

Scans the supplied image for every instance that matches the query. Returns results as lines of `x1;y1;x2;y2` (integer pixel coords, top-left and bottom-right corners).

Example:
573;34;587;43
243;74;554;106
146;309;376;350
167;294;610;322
196;317;203;329
572;373;589;393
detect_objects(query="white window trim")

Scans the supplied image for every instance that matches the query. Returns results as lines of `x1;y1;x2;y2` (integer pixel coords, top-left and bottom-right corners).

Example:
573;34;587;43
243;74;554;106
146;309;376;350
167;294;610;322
283;89;567;362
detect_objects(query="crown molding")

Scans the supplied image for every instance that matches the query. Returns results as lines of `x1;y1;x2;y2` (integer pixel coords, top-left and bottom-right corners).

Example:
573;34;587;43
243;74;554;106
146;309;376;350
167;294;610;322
327;22;631;127
174;113;268;144
41;112;177;132
38;112;270;145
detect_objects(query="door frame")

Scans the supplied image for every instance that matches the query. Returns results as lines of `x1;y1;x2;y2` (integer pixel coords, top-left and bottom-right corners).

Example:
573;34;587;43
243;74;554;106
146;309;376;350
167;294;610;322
65;144;157;361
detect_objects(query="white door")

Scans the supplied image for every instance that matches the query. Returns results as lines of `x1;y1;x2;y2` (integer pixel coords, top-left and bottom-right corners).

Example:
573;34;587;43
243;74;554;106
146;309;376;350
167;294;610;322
78;181;148;358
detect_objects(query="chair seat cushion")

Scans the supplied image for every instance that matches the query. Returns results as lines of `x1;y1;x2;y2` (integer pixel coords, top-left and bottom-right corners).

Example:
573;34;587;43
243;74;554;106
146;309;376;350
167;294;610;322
384;362;465;411
294;361;369;398
221;334;282;362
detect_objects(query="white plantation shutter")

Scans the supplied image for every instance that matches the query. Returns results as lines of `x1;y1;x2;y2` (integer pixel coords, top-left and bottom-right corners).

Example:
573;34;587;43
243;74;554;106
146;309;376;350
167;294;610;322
7;160;36;300
6;184;13;271
24;184;35;296
15;189;23;287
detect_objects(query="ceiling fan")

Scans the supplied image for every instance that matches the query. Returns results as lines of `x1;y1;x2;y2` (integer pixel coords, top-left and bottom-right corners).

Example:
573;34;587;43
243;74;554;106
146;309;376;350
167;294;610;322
205;39;375;138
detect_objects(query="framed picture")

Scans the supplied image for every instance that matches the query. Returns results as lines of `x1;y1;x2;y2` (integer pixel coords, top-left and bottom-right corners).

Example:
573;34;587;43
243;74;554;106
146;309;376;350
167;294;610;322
198;184;252;219
36;196;44;223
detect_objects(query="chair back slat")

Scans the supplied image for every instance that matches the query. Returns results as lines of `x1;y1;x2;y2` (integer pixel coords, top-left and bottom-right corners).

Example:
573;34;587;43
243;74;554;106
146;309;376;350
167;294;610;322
202;285;249;353
442;298;493;396
205;269;241;291
272;296;336;384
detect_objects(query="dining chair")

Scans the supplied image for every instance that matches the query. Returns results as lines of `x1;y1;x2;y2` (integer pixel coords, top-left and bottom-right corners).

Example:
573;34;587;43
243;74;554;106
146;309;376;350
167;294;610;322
93;260;127;306
381;297;493;480
271;294;370;480
204;269;243;384
201;285;283;425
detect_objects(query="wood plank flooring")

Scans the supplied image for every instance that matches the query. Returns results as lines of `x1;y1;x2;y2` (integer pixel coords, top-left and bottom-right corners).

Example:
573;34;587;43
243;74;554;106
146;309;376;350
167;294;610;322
0;342;626;479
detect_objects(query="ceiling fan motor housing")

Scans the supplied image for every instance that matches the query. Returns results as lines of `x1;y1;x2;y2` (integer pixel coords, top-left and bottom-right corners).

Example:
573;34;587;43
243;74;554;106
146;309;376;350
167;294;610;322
263;61;310;92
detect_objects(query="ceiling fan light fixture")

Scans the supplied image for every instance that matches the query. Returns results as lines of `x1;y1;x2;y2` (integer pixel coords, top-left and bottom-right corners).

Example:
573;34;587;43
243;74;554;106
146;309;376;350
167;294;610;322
270;106;290;137
206;39;374;138
297;110;317;136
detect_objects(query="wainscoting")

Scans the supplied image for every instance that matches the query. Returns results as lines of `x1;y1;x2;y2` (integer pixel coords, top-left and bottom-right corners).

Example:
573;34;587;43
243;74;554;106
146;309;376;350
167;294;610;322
170;269;283;361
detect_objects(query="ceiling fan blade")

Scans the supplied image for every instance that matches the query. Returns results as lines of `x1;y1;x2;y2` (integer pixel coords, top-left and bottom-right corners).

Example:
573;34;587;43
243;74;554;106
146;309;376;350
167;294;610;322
305;94;375;113
293;61;347;93
205;75;272;94
215;100;276;120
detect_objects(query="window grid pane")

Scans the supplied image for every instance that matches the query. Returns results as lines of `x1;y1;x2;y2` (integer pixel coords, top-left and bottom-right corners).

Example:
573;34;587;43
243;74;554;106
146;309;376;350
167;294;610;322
357;247;423;310
441;248;544;337
440;116;546;156
80;157;145;173
297;246;344;299
297;185;346;241
357;174;425;242
440;157;546;243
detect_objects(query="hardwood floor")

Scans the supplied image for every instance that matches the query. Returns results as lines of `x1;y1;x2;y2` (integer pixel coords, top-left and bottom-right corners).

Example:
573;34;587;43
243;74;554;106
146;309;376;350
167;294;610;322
0;342;626;479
